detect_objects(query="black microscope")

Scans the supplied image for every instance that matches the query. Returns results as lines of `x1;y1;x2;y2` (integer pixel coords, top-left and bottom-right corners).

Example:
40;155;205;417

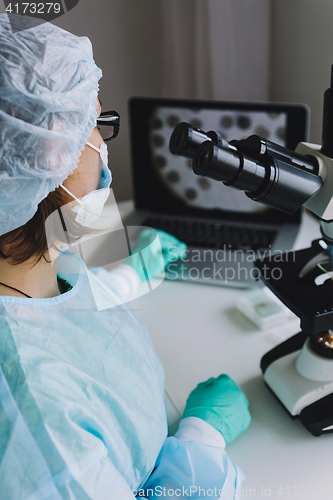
169;66;333;437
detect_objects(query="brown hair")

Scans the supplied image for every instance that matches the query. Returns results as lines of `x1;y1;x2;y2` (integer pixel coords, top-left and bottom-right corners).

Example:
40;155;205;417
0;188;94;267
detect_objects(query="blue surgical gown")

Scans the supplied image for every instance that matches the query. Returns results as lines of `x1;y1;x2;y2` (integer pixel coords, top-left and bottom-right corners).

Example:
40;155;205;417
0;252;244;499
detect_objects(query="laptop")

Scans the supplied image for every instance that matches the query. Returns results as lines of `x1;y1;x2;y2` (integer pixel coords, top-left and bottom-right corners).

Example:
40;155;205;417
125;97;309;286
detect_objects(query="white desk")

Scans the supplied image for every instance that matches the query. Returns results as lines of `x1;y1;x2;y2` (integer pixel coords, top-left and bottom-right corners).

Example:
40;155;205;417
115;203;332;500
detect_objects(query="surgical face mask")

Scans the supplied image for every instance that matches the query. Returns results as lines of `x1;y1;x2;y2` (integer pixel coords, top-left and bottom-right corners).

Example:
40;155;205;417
60;141;112;227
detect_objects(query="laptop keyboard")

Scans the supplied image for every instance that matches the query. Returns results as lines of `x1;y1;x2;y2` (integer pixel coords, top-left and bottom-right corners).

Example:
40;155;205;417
143;216;277;252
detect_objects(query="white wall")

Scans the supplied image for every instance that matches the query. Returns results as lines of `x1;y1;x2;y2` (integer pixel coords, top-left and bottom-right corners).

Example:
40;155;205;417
159;0;271;102
271;0;333;144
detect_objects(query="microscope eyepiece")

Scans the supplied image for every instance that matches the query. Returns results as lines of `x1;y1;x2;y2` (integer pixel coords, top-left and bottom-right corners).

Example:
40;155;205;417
173;128;186;150
169;122;214;160
196;144;211;170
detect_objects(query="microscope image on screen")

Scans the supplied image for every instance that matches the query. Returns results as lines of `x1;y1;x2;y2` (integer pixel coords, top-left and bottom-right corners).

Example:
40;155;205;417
149;106;287;213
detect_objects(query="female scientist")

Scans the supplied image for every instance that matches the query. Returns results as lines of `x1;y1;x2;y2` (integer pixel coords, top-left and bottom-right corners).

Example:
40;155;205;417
0;14;251;499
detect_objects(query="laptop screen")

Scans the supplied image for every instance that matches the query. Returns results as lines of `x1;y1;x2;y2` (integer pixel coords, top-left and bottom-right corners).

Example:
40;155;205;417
129;97;309;225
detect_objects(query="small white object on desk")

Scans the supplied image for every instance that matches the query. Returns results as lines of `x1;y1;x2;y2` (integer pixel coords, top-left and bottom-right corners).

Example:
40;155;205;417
236;287;292;330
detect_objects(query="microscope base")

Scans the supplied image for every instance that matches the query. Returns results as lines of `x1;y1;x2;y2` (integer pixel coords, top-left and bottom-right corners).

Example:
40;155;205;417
261;332;333;436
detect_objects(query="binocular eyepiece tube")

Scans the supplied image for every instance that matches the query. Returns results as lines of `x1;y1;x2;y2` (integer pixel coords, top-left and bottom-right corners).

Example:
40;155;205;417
193;140;267;190
169;122;323;214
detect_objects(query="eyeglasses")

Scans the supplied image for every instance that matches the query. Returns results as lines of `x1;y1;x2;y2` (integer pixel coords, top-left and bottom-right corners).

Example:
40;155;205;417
97;110;120;142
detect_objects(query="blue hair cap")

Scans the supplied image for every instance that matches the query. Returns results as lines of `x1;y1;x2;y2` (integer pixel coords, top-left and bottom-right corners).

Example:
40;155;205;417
0;14;102;236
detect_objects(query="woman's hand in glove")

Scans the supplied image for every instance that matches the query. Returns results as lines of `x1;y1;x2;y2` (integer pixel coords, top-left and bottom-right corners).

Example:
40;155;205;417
183;374;251;445
126;229;187;282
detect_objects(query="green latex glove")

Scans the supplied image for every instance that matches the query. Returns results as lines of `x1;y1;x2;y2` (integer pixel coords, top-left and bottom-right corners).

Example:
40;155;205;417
127;229;187;282
183;374;251;445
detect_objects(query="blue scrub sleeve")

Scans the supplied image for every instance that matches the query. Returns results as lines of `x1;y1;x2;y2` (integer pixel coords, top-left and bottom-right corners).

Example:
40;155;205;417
134;437;245;499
